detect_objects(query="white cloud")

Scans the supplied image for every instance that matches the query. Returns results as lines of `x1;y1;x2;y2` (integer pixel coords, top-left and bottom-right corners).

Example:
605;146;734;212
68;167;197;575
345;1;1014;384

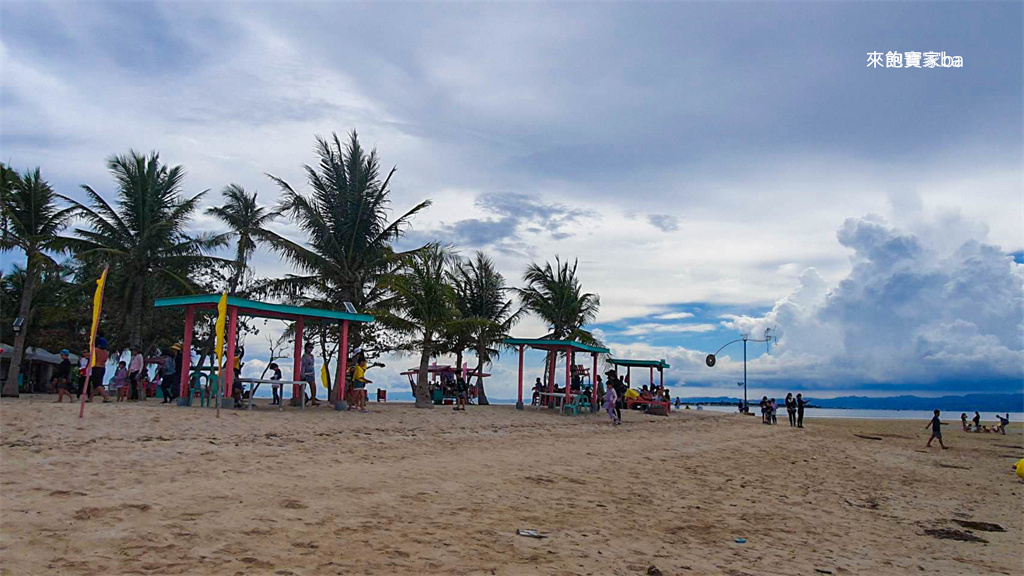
655;312;694;320
621;323;719;336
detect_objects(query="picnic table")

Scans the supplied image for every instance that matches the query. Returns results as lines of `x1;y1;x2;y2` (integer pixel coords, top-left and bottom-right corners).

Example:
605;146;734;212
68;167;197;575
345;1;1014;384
536;392;568;414
236;377;308;411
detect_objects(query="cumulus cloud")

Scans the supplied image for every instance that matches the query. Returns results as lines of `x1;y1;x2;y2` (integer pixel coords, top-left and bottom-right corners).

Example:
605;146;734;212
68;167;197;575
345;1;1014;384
716;209;1024;391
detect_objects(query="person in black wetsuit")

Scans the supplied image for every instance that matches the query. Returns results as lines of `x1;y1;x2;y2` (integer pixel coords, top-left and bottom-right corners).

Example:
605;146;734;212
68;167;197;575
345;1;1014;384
613;375;627;424
796;393;808;428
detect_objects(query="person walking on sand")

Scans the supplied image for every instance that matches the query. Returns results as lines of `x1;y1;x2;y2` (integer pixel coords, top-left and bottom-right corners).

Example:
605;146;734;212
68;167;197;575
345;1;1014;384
770;398;778;425
87;337;112;403
971;411;981;432
52;350;75;403
127;346;144;401
796;393;808;428
785;393;797;427
759;396;769;424
925;409;948;449
604;379;618;425
301;343;319;406
613;375;627;424
268;362;283;406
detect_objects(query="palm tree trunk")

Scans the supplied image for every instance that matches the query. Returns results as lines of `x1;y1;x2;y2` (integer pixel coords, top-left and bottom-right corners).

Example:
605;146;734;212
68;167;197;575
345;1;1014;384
413;336;433;408
474;346;489;405
130;273;146;349
2;261;38;397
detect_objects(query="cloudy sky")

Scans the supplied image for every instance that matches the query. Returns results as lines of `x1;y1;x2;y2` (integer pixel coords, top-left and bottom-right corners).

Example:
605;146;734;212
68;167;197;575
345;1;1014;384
2;2;1021;399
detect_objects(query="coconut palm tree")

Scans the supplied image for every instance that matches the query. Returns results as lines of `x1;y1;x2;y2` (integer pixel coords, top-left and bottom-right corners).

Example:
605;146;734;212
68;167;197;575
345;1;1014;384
514;257;602;384
64;150;228;350
377;244;462;408
205;184;279;294
261;130;431;353
0;165;75;396
452;251;521;405
515;256;601;341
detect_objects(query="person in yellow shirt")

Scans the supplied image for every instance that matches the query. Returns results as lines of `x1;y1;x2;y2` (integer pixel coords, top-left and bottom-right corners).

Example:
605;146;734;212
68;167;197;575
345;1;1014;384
352;358;372;413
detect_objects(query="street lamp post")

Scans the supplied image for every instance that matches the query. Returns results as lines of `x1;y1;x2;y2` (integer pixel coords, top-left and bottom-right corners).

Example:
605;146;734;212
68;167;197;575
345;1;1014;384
706;329;774;412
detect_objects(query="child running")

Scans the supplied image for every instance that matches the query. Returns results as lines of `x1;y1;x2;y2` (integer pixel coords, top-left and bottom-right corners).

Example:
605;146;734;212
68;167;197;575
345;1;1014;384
604;381;618;425
925;409;948;449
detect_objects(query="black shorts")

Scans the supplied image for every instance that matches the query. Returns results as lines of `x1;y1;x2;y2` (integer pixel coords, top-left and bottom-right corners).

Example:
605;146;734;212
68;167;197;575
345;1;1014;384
90;367;106;388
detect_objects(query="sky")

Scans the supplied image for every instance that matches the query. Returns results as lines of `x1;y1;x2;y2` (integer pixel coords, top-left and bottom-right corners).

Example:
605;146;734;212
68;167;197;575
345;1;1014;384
2;2;1022;400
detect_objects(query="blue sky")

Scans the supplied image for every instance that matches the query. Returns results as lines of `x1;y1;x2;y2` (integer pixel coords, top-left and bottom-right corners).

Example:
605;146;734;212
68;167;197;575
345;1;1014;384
1;2;1021;399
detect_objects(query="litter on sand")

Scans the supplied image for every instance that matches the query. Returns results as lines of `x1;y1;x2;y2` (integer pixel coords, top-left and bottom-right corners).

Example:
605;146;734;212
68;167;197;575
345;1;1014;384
733;538;747;544
516;529;547;539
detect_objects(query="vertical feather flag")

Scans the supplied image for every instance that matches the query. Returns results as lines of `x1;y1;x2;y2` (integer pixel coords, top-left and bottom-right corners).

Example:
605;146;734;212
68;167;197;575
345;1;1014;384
214;292;228;418
79;266;109;419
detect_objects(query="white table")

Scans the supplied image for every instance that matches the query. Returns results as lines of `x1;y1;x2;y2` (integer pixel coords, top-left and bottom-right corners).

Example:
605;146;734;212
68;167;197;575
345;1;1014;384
536;392;567;414
236;378;308;411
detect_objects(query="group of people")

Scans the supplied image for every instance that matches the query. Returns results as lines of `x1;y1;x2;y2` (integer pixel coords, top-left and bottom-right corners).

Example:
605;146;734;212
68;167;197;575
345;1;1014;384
599;372;672;425
48;336;377;411
757;393;808;428
922;410;1012;449
50;336;185;405
959;411;1011;435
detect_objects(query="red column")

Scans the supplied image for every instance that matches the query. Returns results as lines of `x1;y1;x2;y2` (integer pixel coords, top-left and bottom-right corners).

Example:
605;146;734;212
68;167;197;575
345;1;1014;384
293;317;304;402
547;352;555;395
516;345;524;409
564;347;571;405
337;320;349;405
225;306;238;397
179;305;194;398
591;352;598;407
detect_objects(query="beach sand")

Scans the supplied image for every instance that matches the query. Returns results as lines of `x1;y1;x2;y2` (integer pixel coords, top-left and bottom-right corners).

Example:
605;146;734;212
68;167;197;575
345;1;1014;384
1;396;1021;575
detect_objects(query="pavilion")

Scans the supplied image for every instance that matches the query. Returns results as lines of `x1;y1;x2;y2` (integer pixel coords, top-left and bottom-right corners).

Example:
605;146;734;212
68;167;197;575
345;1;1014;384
154;294;374;406
504;338;611;410
606;358;670;389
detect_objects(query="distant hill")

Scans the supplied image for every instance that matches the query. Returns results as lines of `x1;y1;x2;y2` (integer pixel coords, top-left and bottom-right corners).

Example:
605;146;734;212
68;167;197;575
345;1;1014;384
676;393;1024;412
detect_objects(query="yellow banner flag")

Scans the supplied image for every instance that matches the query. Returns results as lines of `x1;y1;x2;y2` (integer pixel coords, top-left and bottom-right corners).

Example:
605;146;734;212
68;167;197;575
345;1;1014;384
214;292;228;369
89;267;108;368
321;364;329;390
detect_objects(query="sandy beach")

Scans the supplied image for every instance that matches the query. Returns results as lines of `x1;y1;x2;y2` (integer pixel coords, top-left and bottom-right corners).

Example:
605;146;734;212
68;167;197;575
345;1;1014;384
1;396;1021;576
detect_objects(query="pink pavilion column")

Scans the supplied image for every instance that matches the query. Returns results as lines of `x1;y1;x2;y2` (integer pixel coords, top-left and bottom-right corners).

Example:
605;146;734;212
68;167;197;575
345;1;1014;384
225;306;238;398
336;320;349;405
591;353;598;408
564;347;571;406
650;366;654;387
292;317;304;404
516;345;525;409
179;305;194;398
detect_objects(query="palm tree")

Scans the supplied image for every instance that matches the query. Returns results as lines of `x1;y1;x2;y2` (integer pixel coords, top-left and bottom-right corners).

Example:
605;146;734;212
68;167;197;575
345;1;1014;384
0;165;75;396
452;251;521;405
205;184;279;294
64;150;228;350
261;130;431;353
378;244;462;408
514;256;602;384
